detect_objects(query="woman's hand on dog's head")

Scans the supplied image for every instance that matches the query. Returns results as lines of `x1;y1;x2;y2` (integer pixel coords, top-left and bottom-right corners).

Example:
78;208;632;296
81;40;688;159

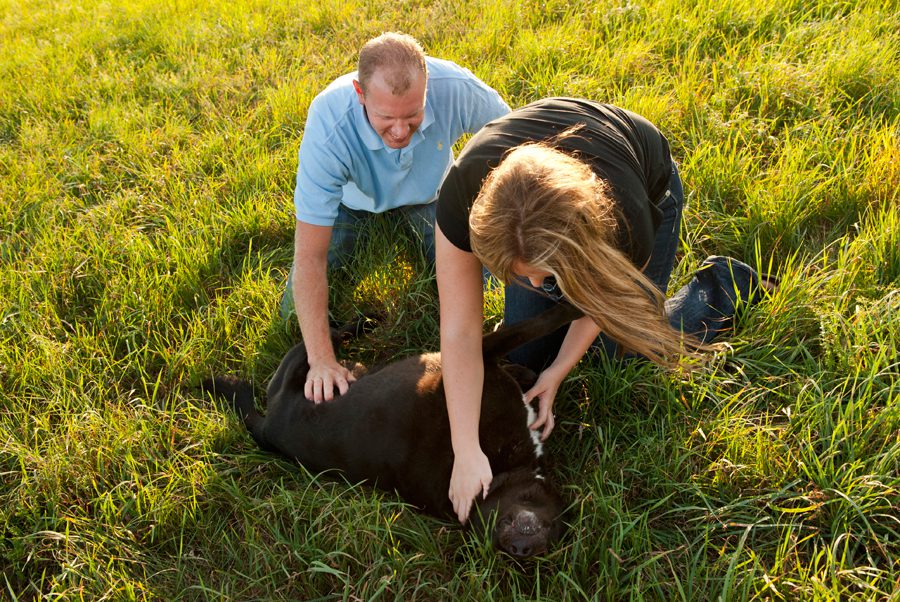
449;448;493;524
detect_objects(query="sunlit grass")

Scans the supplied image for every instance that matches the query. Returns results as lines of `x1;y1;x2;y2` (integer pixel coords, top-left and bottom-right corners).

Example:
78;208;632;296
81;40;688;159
2;0;898;599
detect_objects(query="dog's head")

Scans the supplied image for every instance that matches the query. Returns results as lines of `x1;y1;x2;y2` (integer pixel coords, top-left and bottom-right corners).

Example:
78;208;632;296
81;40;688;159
469;468;565;558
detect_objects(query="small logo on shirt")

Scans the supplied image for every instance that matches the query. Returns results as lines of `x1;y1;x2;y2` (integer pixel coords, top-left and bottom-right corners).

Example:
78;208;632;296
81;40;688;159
437;142;444;151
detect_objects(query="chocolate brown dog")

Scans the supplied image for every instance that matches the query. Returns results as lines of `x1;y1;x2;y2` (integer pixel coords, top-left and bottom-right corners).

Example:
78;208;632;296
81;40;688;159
203;302;582;558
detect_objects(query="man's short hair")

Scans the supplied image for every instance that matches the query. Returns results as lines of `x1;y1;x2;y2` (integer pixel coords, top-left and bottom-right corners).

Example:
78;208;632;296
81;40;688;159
358;32;428;95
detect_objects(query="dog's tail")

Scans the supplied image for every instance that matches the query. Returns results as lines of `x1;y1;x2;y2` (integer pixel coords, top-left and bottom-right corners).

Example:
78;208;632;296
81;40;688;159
481;302;584;359
200;376;271;449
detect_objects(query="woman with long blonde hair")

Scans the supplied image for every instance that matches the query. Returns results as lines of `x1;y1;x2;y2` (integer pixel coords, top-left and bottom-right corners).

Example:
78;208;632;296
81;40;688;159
435;98;774;524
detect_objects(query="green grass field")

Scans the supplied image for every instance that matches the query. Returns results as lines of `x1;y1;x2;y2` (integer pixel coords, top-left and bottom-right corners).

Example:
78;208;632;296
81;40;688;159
2;0;898;599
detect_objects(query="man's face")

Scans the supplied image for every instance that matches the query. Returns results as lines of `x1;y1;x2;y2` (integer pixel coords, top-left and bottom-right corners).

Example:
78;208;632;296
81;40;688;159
354;69;426;149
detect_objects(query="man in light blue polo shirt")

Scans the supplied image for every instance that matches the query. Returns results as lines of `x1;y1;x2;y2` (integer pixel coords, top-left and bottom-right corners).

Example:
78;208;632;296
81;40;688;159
282;32;509;403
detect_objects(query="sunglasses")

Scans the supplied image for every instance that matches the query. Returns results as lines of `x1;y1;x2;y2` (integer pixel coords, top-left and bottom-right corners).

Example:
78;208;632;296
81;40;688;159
541;276;566;301
516;275;565;302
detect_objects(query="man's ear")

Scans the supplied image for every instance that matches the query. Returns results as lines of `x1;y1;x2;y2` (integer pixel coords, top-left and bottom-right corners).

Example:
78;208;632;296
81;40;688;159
352;80;365;104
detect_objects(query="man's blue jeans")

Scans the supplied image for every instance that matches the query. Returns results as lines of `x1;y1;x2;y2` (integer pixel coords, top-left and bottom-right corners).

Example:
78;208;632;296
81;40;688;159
504;163;762;371
280;202;436;319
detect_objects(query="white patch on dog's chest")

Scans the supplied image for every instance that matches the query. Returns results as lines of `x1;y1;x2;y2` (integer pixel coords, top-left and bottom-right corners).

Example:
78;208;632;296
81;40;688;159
523;398;544;458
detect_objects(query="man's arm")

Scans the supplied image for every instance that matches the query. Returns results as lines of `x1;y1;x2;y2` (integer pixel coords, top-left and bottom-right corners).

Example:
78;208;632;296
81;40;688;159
291;219;356;402
454;65;510;132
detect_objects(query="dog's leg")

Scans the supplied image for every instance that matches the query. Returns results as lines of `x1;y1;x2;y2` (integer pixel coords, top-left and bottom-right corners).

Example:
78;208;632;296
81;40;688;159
265;342;312;401
482;303;583;359
501;363;539;391
266;316;376;402
333;315;379;345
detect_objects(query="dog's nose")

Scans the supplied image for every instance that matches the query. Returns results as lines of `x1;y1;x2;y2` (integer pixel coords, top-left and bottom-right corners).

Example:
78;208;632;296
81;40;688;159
500;510;547;557
508;541;533;557
505;532;548;558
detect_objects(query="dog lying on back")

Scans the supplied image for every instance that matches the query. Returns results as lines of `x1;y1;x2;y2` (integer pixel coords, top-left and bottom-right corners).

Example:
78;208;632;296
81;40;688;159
203;303;582;558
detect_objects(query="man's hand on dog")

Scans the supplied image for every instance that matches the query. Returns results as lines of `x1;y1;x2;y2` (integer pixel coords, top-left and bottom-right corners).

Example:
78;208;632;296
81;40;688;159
449;448;492;524
304;359;357;402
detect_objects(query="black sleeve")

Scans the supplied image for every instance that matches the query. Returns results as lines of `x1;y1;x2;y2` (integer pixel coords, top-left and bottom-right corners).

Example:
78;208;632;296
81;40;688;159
435;151;498;253
435;163;474;252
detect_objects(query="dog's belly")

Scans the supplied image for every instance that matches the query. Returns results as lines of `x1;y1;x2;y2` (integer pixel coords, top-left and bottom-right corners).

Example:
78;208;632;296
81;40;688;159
262;354;539;515
260;354;449;508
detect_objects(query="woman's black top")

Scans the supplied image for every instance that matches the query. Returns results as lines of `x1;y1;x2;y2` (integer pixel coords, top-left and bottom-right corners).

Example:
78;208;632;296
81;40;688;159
436;97;673;267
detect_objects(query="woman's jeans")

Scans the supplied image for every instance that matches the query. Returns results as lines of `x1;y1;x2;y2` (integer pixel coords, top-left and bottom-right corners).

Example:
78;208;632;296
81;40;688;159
280;202;436;319
504;163;762;372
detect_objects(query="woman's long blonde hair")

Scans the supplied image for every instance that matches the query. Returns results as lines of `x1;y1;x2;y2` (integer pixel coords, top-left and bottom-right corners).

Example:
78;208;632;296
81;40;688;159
469;141;699;368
